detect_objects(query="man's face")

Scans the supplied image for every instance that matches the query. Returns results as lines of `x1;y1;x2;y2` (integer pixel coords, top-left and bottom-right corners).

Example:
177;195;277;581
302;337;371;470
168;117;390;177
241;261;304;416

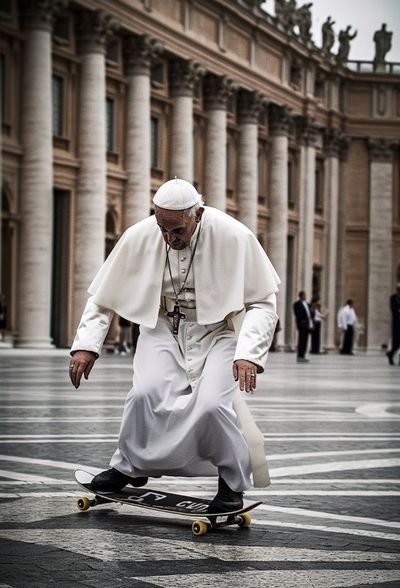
155;206;204;250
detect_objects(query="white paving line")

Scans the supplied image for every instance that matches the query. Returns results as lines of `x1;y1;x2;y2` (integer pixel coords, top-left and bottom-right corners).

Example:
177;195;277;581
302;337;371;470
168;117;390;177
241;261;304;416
2;416;400;422
271;458;400;478
268;448;400;461
256;504;400;530
0;469;62;484
2;478;400;486
251;519;400;542
0;454;99;472
1;454;400;480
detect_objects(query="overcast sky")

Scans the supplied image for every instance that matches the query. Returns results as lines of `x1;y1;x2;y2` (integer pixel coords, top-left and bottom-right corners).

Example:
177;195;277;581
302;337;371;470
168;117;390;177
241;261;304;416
262;0;400;62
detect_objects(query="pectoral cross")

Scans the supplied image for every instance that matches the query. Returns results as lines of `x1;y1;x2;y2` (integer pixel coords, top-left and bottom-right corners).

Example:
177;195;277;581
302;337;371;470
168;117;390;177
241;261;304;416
167;303;186;334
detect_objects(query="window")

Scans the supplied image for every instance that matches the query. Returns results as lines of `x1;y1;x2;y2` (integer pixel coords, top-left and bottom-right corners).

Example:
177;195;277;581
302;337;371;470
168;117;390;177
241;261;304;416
314;75;325;100
106;40;120;67
151;62;165;86
0;54;5;125
288;159;295;208
0;0;12;17
151;116;159;169
258;147;267;205
105;97;115;152
54;16;71;44
52;75;64;137
314;160;324;213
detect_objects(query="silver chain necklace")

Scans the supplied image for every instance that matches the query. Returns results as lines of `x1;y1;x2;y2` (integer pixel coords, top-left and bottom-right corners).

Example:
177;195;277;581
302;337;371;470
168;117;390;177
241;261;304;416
165;224;202;334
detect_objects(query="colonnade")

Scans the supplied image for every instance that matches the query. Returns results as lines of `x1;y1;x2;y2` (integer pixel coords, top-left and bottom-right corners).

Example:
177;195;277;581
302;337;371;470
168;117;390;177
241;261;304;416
14;3;397;350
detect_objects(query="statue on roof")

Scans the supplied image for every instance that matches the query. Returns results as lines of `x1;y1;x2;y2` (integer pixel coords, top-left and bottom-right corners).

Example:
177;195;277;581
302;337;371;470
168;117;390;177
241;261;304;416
321;16;335;54
296;3;313;43
373;23;392;65
336;26;357;66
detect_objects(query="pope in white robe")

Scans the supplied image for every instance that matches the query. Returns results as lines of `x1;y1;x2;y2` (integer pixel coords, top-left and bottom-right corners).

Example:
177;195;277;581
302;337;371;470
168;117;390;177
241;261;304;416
69;179;280;512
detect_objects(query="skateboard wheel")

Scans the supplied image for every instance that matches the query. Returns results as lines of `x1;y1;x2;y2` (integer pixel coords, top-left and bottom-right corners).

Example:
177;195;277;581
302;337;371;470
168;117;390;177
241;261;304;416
192;520;208;536
238;512;251;528
77;496;91;511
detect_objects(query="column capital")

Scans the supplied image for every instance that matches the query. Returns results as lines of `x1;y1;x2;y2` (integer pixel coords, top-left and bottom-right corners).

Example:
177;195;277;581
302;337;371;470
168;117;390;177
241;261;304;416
125;34;164;75
203;74;238;110
297;115;319;146
20;0;67;32
237;89;266;124
323;128;344;157
368;138;398;162
77;10;119;54
269;104;292;135
169;59;206;97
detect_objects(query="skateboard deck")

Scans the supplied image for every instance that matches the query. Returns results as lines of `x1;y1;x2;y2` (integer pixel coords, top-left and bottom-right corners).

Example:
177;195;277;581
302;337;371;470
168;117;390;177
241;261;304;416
74;469;262;536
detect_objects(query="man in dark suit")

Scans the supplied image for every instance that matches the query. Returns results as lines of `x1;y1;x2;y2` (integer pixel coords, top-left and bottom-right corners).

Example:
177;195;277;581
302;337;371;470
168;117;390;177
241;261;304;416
386;283;400;366
293;291;313;363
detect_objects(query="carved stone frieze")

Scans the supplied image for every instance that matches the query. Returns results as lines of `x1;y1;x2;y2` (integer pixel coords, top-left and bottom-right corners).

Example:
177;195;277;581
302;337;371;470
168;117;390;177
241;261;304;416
125;35;164;75
169;59;206;97
77;10;119;54
269;104;292;135
203;74;238;110
237;89;266;124
20;0;68;32
368;138;398;162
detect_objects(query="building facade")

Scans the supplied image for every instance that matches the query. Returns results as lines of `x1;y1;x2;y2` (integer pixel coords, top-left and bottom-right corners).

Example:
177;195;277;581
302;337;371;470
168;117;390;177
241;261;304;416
1;0;399;350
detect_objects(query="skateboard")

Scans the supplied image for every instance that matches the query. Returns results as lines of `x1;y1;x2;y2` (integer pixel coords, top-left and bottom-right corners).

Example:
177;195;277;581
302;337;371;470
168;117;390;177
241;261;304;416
74;469;262;536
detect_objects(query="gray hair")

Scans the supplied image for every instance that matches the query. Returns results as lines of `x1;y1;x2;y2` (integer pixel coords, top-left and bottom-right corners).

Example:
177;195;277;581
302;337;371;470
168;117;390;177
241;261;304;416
184;199;205;218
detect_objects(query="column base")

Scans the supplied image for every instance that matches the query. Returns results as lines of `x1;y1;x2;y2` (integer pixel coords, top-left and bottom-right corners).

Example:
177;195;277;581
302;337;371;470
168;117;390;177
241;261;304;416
16;337;55;349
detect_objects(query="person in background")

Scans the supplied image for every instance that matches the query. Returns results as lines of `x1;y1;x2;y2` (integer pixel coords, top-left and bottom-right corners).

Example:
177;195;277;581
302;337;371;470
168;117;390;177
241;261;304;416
338;299;358;355
293;291;313;363
118;315;131;355
0;294;7;341
386;283;400;366
310;298;327;354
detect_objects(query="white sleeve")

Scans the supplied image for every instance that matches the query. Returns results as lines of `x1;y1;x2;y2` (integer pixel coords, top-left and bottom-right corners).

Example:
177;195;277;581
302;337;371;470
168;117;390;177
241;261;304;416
70;296;114;357
233;292;278;372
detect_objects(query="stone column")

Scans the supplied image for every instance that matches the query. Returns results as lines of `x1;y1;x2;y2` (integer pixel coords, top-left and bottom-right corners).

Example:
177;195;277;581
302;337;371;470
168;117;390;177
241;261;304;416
124;35;163;227
335;137;349;340
297;116;318;298
73;10;116;328
323;129;341;350
367;139;397;350
169;59;205;182
237;90;264;234
268;104;291;348
16;0;62;347
203;75;237;210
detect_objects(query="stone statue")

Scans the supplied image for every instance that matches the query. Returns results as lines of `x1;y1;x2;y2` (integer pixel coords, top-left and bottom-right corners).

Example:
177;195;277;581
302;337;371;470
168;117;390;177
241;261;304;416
296;3;313;43
336;25;357;65
322;16;335;53
373;23;392;64
275;0;297;33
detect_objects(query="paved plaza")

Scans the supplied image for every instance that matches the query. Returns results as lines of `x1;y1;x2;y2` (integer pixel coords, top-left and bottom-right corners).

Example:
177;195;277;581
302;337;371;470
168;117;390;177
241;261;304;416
0;349;399;587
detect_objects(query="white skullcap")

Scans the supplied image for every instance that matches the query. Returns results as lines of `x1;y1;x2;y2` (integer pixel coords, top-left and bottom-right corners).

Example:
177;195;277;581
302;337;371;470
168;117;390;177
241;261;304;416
153;178;202;210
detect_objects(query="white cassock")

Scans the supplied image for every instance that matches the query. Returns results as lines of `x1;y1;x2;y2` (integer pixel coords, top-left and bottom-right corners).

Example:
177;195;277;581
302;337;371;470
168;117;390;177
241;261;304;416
71;207;280;491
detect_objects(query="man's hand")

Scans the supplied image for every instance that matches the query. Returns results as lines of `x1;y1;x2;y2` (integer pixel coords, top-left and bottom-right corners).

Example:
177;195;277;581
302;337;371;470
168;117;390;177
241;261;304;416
233;359;258;393
69;351;97;389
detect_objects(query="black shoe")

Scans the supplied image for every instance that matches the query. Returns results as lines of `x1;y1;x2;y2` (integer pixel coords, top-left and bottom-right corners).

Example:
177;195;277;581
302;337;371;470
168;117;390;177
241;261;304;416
386;351;394;366
91;468;148;492
208;477;243;514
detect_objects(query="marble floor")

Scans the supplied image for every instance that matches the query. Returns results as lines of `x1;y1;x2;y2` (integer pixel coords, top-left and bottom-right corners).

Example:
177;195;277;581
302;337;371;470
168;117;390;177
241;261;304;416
0;348;399;587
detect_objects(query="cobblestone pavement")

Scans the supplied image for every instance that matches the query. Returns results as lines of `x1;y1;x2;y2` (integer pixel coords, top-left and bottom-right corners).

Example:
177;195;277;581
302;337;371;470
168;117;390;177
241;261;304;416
0;349;399;588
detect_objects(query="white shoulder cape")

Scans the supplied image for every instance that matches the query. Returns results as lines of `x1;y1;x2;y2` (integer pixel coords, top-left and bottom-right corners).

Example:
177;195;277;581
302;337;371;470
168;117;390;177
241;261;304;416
88;206;280;327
